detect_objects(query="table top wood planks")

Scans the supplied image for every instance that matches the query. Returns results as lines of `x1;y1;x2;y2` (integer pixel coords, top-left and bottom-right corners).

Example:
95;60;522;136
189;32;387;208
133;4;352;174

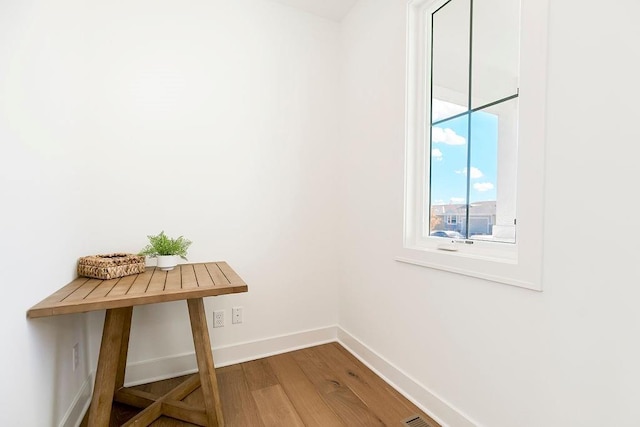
27;261;248;319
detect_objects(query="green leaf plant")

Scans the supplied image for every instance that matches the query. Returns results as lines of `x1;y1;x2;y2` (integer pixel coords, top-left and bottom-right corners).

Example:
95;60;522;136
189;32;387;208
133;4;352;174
139;231;192;260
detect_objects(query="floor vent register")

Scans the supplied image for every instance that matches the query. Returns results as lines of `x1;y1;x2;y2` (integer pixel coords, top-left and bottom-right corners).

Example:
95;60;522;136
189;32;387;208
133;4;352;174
403;415;433;427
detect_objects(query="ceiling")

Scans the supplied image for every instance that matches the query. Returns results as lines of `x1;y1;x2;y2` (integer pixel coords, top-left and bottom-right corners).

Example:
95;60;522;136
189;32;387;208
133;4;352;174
269;0;358;22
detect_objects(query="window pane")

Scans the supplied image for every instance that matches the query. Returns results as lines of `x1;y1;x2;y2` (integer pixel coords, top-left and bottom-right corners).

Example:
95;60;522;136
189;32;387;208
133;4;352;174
432;98;466;123
429;114;469;238
468;97;518;243
471;0;520;108
431;0;470;120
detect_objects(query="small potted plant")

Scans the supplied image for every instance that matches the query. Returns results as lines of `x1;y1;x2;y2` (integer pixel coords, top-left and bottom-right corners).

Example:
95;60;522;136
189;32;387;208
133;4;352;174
139;231;192;271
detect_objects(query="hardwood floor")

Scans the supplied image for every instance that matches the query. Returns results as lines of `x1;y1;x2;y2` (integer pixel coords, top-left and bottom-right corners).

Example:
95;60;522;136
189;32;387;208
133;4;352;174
80;342;439;426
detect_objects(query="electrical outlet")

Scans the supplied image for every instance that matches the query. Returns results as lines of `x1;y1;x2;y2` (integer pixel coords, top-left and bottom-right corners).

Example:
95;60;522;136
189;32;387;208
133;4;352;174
232;306;243;324
72;343;80;372
213;310;224;328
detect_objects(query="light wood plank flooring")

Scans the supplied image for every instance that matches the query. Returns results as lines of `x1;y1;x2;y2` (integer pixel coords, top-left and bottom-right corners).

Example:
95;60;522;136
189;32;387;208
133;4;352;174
80;342;439;426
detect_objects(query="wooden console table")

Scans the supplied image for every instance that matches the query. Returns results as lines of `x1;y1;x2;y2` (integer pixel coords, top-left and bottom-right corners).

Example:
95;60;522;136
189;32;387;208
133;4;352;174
27;261;248;426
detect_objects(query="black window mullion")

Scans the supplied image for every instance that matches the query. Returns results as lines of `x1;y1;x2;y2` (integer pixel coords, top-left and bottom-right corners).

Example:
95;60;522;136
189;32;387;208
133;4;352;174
431;92;518;127
464;0;474;239
427;8;435;237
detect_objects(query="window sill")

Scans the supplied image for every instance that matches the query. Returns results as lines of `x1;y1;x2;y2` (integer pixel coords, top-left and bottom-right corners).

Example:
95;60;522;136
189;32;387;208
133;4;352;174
395;249;542;291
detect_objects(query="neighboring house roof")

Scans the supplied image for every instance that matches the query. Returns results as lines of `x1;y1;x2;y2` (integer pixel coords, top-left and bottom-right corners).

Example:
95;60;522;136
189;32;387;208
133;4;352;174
432;201;496;216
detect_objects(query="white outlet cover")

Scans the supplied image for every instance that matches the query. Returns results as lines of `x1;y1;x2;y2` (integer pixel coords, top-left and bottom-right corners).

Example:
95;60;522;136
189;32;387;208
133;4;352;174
232;306;243;324
213;310;224;328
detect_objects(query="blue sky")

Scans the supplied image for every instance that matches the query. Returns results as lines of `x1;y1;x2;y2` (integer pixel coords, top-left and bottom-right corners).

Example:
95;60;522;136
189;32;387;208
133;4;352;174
430;100;498;206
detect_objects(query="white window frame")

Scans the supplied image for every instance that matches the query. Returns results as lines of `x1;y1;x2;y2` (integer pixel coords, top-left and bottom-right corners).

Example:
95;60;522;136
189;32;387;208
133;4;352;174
397;0;548;291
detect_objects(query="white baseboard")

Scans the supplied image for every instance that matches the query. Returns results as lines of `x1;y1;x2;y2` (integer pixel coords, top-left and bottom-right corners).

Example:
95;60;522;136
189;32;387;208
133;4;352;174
59;374;92;427
337;327;479;427
66;325;476;427
123;325;339;386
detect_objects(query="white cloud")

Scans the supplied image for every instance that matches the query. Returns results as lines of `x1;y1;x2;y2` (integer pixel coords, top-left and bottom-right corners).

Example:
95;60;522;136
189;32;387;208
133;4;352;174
469;167;483;179
431;148;443;160
432;99;466;122
432;127;466;145
473;182;494;192
450;197;465;203
455;167;484;179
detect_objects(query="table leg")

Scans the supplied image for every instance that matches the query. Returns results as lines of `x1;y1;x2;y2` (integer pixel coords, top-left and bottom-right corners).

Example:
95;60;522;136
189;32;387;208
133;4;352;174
187;298;224;427
115;306;133;390
88;307;133;426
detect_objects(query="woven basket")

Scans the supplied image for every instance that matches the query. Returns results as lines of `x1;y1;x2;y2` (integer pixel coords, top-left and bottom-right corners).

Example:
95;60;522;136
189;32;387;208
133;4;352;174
77;253;146;280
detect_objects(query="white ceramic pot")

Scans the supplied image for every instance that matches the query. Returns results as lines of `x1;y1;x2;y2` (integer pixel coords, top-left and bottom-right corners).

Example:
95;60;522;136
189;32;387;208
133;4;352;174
156;255;178;271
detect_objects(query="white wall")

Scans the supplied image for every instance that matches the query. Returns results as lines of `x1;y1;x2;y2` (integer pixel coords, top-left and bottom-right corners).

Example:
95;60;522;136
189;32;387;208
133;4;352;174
339;0;640;426
1;0;340;424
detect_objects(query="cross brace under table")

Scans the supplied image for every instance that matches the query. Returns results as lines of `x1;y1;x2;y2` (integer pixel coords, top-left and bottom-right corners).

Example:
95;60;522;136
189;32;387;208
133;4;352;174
88;299;224;426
